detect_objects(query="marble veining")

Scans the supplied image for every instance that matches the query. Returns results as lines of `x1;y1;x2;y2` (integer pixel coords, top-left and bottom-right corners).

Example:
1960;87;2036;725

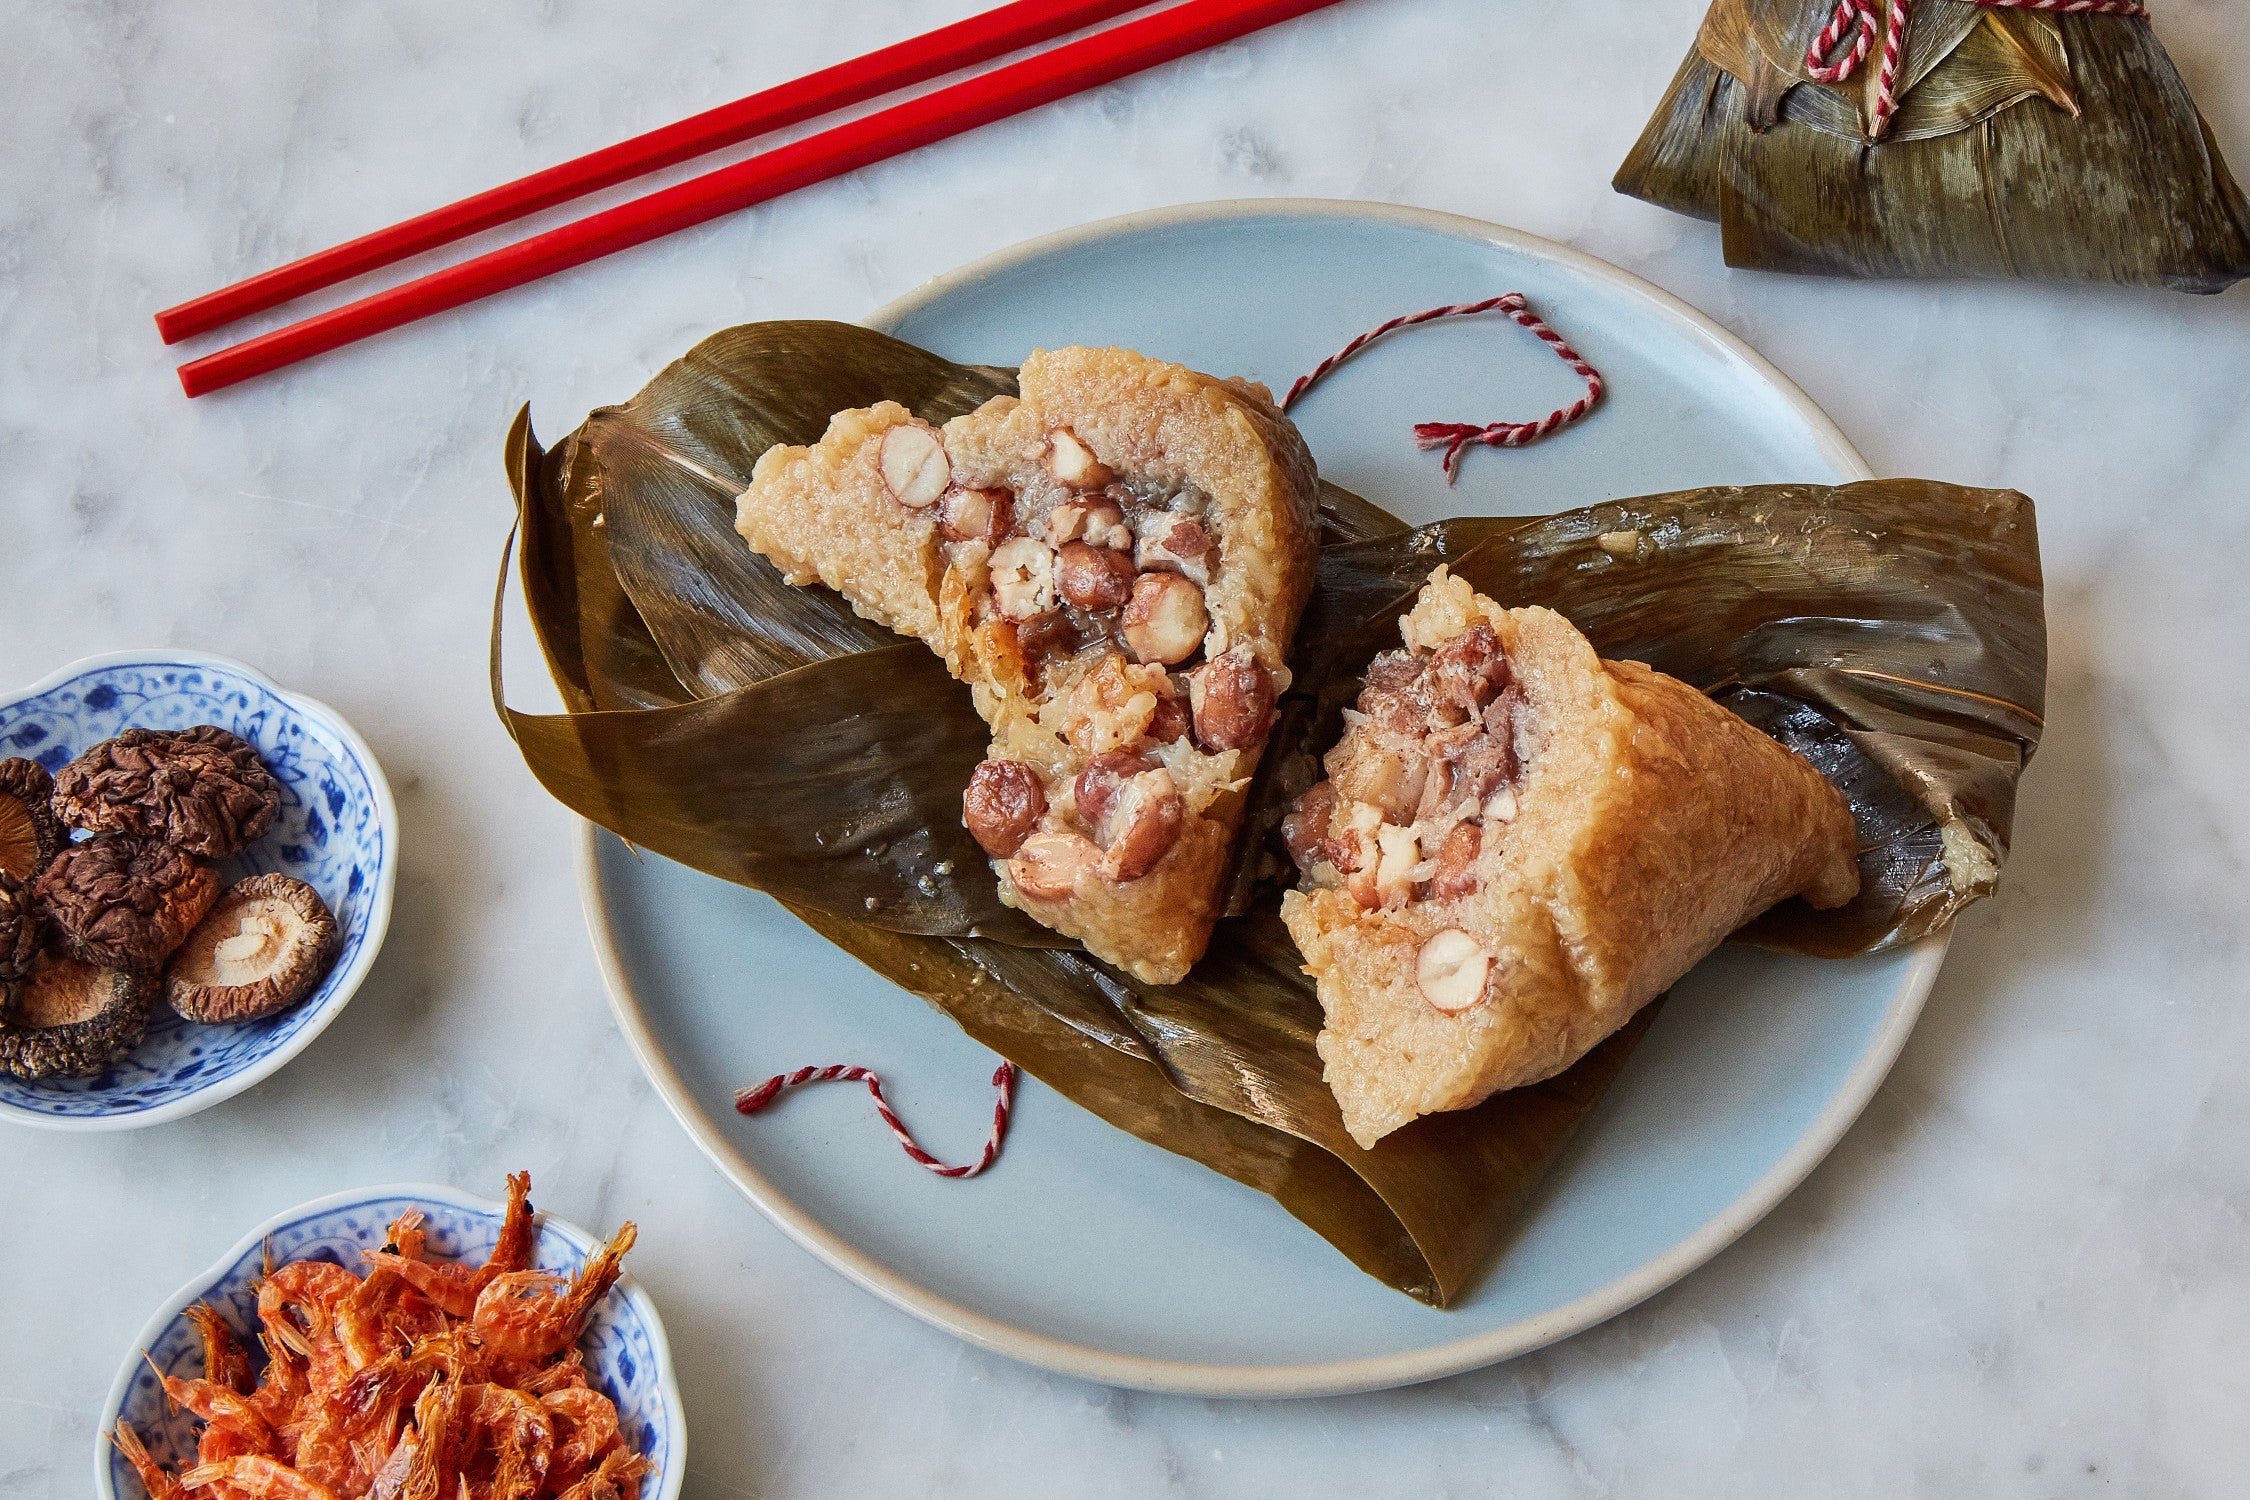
2;0;2247;1496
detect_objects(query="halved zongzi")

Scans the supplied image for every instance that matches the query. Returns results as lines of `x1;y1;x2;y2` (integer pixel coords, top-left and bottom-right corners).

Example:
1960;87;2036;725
1279;567;1860;1147
495;320;2049;1303
735;346;1321;983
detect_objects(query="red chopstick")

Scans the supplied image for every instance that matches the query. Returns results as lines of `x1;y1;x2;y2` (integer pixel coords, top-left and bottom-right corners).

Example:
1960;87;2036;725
176;0;1345;398
155;0;1157;344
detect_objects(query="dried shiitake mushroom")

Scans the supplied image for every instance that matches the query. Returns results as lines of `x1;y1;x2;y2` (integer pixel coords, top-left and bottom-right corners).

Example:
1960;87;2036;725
0;953;154;1080
52;725;281;859
0;872;39;985
33;836;219;971
166;874;338;1024
0;758;62;883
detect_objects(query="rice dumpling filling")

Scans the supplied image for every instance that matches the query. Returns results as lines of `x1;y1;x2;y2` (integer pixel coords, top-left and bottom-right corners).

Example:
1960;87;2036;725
1278;568;1862;1146
941;436;1219;691
1284;622;1521;934
929;425;1277;899
736;345;1321;982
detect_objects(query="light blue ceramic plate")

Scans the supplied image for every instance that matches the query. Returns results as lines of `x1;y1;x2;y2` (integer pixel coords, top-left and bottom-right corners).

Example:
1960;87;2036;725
579;201;1940;1397
94;1183;684;1500
0;651;396;1130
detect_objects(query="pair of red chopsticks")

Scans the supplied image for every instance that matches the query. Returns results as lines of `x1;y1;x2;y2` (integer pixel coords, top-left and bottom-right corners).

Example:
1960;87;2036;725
163;0;1348;397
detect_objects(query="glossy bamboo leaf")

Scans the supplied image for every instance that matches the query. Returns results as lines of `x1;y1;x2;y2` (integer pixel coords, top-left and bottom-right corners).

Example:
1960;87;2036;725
1697;0;1796;130
1852;0;1983;133
1617;3;2250;289
1975;12;2076;118
583;321;1016;695
506;407;690;713
790;900;1656;1304
1766;13;2076;146
1279;481;2046;956
1729;0;1977;100
499;402;1045;941
493;322;2047;1302
1733;0;1986;134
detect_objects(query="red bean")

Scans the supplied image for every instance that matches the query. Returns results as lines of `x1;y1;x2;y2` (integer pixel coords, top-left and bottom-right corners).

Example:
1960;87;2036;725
1054;541;1136;611
1074;751;1154;835
962;759;1046;858
1427;822;1482;899
1190;650;1275;752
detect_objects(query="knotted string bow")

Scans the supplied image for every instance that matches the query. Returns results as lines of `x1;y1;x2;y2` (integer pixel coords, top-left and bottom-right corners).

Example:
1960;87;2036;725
1804;0;2149;140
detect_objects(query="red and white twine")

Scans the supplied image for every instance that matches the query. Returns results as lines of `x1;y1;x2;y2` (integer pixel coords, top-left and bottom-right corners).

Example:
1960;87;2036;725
1283;294;1604;483
734;1060;1018;1179
1803;0;2149;141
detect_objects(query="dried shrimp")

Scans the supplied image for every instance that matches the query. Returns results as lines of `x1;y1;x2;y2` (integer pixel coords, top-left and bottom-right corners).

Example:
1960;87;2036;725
112;1174;650;1500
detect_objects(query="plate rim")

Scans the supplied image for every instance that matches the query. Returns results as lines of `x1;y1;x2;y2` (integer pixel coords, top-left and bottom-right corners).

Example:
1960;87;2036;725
0;648;399;1133
575;198;1944;1398
875;196;1871;481
90;1180;687;1500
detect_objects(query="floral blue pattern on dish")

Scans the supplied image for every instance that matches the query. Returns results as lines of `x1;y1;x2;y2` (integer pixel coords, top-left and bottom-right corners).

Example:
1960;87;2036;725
0;659;387;1120
102;1188;678;1500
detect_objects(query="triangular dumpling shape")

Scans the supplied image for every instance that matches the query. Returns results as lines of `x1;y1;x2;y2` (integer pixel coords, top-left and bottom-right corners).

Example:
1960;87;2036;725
738;346;1320;982
1279;569;1861;1147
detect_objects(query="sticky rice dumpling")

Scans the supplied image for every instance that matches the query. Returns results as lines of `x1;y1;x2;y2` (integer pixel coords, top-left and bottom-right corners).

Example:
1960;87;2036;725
1615;0;2250;292
1279;569;1861;1148
737;345;1321;983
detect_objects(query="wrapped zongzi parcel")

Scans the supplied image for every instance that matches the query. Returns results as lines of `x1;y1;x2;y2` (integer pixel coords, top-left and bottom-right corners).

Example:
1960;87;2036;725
1280;568;1861;1147
737;345;1320;982
1615;0;2250;292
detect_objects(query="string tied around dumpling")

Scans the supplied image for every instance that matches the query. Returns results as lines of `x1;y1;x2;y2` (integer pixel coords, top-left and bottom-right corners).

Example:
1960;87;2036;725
734;1060;1017;1179
1804;0;2150;141
1283;294;1605;484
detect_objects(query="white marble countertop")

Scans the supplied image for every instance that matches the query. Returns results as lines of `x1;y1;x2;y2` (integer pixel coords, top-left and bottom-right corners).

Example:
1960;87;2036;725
5;0;2249;1494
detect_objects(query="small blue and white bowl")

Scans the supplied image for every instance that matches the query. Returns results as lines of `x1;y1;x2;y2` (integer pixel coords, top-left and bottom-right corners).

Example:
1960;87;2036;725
0;651;396;1130
96;1182;685;1500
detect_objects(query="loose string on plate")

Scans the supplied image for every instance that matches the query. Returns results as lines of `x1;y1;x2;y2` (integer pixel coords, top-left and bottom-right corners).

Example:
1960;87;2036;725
1283;294;1604;483
1804;0;2148;141
734;1061;1017;1179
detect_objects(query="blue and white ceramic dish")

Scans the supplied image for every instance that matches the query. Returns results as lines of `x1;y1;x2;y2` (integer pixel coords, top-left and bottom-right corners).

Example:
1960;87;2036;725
95;1183;684;1500
581;201;1945;1397
0;651;396;1130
